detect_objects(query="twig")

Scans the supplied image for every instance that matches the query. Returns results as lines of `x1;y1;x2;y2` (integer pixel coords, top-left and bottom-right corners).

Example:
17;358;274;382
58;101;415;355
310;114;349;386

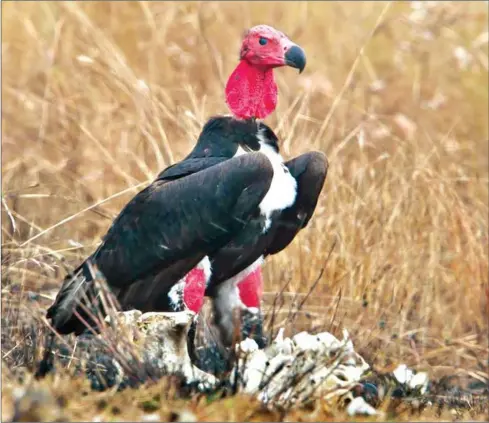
288;238;337;326
328;288;342;332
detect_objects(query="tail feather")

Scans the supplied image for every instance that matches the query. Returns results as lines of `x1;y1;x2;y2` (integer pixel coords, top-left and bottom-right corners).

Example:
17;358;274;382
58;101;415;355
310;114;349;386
47;259;107;335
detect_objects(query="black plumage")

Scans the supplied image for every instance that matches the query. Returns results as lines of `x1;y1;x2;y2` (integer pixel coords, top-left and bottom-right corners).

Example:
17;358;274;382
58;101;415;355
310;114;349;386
48;149;274;334
47;116;328;351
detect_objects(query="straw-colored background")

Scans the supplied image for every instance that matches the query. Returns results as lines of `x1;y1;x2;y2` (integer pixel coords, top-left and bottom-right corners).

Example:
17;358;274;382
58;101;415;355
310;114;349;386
2;2;488;420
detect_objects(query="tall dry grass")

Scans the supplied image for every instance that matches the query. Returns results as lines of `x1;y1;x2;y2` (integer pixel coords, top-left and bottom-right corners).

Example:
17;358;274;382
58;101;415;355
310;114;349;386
2;0;488;403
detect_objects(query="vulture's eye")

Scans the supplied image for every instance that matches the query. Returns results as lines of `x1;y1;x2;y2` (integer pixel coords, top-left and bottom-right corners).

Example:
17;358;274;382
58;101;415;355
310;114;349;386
259;37;268;46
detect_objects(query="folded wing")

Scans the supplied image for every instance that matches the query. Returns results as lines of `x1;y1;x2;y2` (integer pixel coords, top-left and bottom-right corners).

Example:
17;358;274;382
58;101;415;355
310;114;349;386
47;153;274;334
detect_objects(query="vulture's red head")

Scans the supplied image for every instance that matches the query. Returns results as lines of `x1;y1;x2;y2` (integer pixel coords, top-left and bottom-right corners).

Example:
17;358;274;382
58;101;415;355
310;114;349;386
225;25;306;120
239;25;306;72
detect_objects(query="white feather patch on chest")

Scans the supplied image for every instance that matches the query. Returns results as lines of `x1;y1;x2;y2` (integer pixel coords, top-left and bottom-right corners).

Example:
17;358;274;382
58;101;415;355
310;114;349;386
234;128;297;231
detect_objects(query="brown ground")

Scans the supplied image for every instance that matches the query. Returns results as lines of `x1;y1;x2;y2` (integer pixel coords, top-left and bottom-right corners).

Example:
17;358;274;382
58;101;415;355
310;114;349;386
1;1;488;421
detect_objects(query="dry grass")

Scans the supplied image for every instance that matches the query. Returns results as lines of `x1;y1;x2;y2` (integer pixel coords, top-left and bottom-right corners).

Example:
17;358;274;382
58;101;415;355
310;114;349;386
1;1;488;421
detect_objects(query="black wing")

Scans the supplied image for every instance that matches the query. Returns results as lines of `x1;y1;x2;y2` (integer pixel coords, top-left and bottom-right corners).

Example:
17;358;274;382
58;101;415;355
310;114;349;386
47;153;273;334
206;151;328;293
264;151;328;255
96;153;274;286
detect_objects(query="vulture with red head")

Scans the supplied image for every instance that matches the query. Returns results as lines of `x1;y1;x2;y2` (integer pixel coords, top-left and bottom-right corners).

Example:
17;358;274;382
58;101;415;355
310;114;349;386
46;25;328;365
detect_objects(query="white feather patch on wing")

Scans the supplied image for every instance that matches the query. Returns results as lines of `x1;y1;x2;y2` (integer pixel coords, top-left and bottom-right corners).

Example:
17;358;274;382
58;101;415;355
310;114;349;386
256;128;297;231
233;130;297;232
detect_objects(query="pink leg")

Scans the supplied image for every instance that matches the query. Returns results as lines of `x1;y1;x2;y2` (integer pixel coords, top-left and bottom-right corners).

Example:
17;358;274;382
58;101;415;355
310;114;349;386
182;267;207;313
169;257;211;313
237;266;263;309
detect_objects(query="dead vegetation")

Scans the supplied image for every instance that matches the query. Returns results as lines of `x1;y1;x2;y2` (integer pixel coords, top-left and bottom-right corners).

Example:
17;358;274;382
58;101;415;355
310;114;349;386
1;1;488;421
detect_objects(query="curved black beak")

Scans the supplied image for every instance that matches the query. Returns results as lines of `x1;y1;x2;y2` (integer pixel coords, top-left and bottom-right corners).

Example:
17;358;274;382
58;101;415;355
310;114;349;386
285;45;306;73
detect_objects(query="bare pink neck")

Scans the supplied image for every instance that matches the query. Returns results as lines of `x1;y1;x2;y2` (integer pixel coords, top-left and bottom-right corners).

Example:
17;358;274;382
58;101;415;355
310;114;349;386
225;60;278;120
